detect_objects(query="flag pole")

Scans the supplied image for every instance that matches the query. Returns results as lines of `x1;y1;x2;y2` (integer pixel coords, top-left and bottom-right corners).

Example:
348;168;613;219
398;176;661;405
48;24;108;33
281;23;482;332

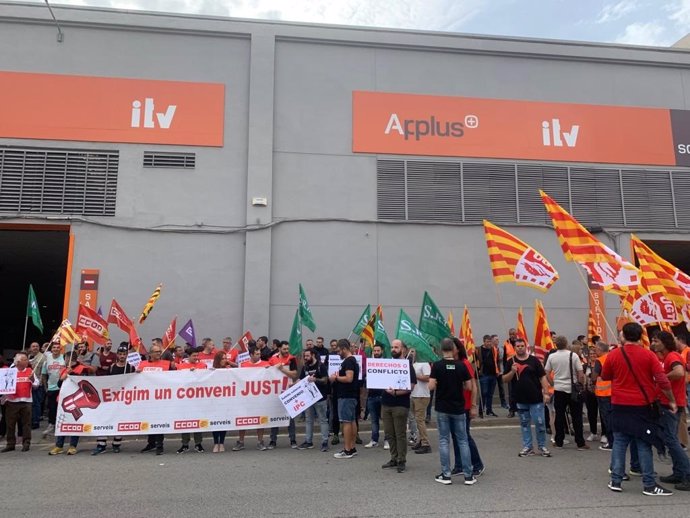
22;315;29;352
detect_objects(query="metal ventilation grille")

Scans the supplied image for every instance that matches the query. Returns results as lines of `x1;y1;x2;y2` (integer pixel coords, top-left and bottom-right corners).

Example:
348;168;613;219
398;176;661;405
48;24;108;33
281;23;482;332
143;152;196;169
376;158;690;229
0;147;118;216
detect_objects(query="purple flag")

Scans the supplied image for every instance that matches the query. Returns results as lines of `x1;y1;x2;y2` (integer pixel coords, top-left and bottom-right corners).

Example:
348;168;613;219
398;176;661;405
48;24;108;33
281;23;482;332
178;319;196;348
97;306;103;317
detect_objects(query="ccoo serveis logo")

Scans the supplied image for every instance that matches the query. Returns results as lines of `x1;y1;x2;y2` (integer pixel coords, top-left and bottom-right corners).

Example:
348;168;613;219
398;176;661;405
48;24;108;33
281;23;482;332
384;113;478;141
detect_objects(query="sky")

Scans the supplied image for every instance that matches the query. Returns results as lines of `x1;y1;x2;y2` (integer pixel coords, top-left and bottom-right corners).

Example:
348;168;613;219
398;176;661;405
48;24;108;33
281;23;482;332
13;0;690;47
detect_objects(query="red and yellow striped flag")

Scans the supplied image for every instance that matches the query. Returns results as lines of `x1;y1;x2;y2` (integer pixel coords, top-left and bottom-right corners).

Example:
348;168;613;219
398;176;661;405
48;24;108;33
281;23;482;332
533;300;554;363
361;307;378;346
460;306;476;359
631;235;690;306
447;311;456;336
138;283;162;324
483;220;558;292
587;309;598;344
51;319;81;354
540;190;638;294
641;325;651;349
517;306;530;348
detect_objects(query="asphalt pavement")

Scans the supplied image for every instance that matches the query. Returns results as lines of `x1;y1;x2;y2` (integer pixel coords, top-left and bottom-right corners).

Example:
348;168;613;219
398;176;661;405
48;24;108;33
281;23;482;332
2;423;688;517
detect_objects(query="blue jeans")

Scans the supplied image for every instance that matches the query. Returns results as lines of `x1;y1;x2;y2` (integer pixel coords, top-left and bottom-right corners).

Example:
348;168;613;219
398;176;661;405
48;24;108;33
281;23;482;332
659;406;690;479
55;436;79;448
611;431;655;488
305;400;329;445
31;385;45;428
437;412;472;478
479;375;497;414
367;396;382;442
453;415;484;472
517;402;546;450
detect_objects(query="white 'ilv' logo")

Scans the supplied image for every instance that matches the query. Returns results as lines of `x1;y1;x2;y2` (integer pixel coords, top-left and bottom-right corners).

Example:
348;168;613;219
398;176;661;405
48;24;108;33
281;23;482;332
131;98;177;129
542;118;579;147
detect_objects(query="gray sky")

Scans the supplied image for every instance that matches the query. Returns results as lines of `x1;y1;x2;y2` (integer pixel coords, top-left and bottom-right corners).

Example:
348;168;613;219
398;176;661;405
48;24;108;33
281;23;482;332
15;0;690;46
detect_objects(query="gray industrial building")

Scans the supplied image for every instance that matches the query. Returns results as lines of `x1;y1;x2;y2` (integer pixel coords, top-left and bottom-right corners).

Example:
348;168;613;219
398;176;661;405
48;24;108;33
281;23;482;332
1;2;690;351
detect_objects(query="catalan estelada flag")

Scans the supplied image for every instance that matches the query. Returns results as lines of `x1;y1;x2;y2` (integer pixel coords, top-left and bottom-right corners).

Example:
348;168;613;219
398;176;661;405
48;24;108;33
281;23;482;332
483;220;558;292
139;283;162;324
533;300;554;363
540;190;638;294
631;235;690;306
460;306;476;359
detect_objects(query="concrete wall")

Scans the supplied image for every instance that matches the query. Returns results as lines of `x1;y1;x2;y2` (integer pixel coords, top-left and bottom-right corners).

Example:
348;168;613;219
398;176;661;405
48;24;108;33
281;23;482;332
1;3;689;346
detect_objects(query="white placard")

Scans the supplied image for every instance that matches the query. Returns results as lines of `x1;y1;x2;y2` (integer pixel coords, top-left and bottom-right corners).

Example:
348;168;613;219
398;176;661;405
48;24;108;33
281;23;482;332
0;367;18;395
279;377;322;418
328;355;363;380
126;352;142;369
365;359;412;390
237;352;250;365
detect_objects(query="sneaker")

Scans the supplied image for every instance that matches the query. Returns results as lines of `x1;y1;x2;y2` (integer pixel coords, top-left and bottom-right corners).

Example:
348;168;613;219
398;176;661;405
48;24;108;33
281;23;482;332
0;446;15;453
349;448;358;456
674;479;690;491
608;481;622;492
435;473;452;485
290;440;298;449
364;440;378;449
518;447;535;457
538;447;551;457
333;449;355;459
660;474;682;484
232;441;245;451
586;433;598;442
396;461;407;473
563;439;571;445
577;444;590;451
464;476;478;485
267;441;276;450
257;441;267;451
42;425;54;438
383;440;390;450
320;442;328;452
382;460;398;469
91;445;106;456
600;435;608;443
66;447;77;455
629;469;642;477
49;446;63;455
599;444;612;451
411;442;421;451
194;444;204;453
297;442;313;450
472;467;485;477
608;468;630;481
642;485;673;496
487;412;499;417
450;467;463;477
331;435;340;445
140;444;156;453
414;445;432;454
112;445;121;454
155;447;164;455
408;435;418;446
176;445;189;454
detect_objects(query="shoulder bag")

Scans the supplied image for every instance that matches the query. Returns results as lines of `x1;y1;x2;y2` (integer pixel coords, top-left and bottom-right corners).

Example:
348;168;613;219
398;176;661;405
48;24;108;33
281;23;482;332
620;345;661;420
569;352;585;402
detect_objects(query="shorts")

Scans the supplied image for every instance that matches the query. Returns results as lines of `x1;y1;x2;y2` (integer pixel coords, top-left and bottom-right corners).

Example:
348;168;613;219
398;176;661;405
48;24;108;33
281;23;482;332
338;398;357;423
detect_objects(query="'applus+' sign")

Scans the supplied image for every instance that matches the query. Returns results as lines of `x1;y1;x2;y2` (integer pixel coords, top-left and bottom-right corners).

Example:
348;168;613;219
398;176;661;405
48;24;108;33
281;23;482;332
352;91;690;167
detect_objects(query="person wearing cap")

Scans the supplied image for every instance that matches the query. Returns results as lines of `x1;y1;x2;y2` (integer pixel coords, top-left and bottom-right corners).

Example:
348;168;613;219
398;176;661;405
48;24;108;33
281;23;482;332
92;344;136;455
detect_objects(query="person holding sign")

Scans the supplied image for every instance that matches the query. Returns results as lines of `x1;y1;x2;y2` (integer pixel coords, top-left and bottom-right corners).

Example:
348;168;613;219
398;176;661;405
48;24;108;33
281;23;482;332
233;346;271;451
380;340;417;473
298;349;330;452
269;341;299;449
1;352;35;452
138;344;175;455
330;339;360;459
429;338;476;486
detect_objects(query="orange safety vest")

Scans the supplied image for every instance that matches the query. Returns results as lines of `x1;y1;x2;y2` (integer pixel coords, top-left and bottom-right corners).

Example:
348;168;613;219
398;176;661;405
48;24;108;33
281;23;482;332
547;371;555;395
680;347;690;384
594;353;611;397
503;340;516;362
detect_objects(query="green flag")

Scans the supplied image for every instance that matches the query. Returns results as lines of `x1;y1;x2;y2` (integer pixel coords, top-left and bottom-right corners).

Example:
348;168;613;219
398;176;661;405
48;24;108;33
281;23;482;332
374;316;391;357
298;284;316;332
352;304;372;335
418;291;451;342
27;284;43;333
288;309;303;356
396;309;438;363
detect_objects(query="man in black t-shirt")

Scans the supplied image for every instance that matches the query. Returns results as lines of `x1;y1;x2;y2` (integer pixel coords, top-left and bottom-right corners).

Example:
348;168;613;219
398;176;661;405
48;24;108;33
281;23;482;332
429;338;476;486
329;339;359;459
297;349;330;451
380;340;417;473
502;339;551;458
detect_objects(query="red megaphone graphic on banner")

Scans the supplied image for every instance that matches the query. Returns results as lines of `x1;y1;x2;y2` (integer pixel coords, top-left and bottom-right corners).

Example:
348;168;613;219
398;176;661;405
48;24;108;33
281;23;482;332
61;380;101;421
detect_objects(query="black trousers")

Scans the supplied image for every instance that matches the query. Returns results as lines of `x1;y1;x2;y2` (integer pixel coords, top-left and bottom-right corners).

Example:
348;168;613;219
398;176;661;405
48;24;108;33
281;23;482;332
584;390;599;435
554;390;585;447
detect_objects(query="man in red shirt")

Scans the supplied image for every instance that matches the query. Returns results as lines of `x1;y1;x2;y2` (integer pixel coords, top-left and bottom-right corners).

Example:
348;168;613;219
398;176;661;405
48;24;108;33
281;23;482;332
198;338;217;368
268;341;298;448
1;352;34;452
176;347;207;453
651;331;690;491
137;344;175;455
602;323;676;496
96;339;117;376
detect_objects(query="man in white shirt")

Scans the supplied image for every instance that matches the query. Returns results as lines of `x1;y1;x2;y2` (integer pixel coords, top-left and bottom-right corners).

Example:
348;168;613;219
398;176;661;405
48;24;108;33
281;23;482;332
545;336;587;450
411;352;432;454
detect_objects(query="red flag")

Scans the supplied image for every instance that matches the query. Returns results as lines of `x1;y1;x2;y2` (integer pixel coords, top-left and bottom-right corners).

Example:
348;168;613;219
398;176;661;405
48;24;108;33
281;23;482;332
235;331;254;352
108;299;133;333
162;317;177;351
75;304;109;345
128;324;146;354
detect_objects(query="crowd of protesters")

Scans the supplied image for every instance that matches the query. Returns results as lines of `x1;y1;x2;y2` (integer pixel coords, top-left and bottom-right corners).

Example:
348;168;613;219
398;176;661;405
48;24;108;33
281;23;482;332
1;322;689;496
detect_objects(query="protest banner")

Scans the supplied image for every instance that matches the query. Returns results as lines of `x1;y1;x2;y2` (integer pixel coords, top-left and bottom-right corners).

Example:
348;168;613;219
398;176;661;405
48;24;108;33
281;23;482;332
279;377;322;418
55;367;291;436
365;358;412;390
0;367;18;395
327;354;363;380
